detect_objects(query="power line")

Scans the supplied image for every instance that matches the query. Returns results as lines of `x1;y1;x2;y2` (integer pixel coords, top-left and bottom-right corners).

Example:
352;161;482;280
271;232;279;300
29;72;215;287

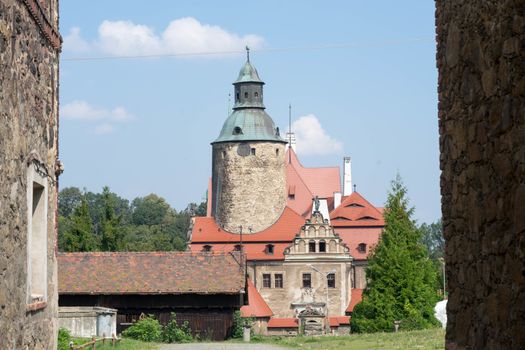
61;37;434;62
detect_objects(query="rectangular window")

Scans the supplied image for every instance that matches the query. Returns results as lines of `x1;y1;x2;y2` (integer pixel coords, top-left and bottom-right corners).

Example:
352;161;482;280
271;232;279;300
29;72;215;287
251;148;256;155
302;273;312;288
327;273;336;288
27;172;48;305
309;241;316;253
263;274;271;288
275;274;283;288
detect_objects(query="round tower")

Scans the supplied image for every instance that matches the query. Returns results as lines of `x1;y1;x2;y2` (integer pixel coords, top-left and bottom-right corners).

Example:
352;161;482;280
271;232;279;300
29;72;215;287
211;55;287;233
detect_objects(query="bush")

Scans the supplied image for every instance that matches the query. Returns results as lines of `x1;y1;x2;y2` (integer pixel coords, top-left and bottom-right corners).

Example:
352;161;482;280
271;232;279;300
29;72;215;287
231;310;253;339
162;312;193;343
122;315;162;342
57;328;72;350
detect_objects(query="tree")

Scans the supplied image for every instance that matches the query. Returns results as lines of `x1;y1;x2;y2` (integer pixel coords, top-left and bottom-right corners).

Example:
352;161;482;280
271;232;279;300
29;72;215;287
420;219;444;260
131;194;171;226
100;186;122;251
351;175;440;333
58;187;83;217
59;198;98;252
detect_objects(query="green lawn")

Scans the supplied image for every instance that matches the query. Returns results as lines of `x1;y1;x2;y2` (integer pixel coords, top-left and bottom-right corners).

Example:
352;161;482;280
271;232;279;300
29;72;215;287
247;328;445;350
72;337;160;350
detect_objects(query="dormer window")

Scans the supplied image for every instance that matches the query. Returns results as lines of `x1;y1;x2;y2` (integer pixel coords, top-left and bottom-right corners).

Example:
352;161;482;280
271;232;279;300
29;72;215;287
357;216;377;221
358;243;367;253
233;126;243;135
202;245;212;252
265;244;274;255
234;244;241;251
346;203;364;208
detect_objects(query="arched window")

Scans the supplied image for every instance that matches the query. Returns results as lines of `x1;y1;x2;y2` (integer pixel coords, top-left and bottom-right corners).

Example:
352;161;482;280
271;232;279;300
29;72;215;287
202;245;212;252
309;241;316;253
254;91;259;98
319;241;326;252
244;92;249;98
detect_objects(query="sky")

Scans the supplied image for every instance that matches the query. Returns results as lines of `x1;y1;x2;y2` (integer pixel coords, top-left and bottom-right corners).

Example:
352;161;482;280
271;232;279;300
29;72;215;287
58;0;440;224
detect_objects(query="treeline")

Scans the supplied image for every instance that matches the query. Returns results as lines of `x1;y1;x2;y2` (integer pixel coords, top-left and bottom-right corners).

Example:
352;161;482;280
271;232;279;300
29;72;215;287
58;186;206;252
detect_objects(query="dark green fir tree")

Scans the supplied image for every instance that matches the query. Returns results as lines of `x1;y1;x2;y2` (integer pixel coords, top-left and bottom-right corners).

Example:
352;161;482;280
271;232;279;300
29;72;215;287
351;175;440;332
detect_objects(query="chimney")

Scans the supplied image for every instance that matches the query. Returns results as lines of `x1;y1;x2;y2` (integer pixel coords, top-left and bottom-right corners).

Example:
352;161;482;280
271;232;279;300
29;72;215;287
285;132;296;152
334;192;342;209
343;157;352;196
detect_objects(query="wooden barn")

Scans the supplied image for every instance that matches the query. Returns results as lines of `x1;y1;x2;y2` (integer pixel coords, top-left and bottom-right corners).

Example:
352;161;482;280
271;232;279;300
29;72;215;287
58;251;246;340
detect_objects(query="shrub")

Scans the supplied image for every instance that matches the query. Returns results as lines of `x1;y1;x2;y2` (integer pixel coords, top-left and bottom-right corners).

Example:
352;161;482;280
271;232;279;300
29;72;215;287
231;310;253;338
57;328;72;350
122;315;162;342
162;312;193;343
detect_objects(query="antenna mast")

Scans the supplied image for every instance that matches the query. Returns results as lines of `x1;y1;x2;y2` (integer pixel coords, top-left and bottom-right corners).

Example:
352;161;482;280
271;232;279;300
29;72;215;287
288;103;292;164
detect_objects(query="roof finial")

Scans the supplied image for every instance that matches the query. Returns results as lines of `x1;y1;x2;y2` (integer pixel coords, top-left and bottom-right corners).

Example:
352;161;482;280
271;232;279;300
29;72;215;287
246;45;250;62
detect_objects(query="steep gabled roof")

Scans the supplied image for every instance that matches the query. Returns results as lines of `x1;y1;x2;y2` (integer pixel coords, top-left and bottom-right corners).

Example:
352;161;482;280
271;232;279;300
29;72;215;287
191;206;304;243
346;288;364;313
190;243;291;260
240;279;273;318
330;191;385;227
58;252;245;295
337;227;382;260
286;148;341;198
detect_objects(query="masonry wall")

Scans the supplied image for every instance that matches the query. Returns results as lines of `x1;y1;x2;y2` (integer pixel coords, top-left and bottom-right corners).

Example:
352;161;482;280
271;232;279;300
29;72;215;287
0;0;60;348
436;1;525;349
212;141;286;233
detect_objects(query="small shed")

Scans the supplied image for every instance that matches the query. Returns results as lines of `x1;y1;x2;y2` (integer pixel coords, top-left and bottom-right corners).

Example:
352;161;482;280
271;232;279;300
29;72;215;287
59;306;117;338
58;251;246;340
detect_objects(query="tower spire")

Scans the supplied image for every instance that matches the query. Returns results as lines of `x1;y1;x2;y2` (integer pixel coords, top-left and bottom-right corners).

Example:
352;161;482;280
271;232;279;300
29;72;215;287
246;46;250;62
289;103;292;163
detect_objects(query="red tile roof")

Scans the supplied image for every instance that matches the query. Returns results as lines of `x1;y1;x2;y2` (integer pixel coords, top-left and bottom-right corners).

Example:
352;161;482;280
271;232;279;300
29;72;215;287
58;252;245;295
267;318;299;328
285;148;340;217
330;192;385;227
240;279;273;318
191;206;305;243
336;227;382;260
346;288;364;313
190;243;291;260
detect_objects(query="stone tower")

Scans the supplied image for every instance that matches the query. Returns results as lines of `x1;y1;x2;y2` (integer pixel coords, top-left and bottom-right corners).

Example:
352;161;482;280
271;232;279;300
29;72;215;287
211;54;287;233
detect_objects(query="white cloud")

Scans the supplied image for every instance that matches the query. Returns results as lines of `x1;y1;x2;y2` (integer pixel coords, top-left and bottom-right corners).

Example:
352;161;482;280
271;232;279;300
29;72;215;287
64;17;265;57
63;27;91;52
61;100;134;134
292;114;343;156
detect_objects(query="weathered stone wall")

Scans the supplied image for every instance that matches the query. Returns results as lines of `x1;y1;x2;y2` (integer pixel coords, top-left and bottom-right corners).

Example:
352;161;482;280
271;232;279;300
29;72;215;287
436;1;525;349
0;0;60;348
212;141;286;233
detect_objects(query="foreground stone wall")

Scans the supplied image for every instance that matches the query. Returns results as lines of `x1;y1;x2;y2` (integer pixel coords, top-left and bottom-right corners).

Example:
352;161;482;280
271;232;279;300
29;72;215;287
0;0;60;348
436;1;525;349
212;141;286;233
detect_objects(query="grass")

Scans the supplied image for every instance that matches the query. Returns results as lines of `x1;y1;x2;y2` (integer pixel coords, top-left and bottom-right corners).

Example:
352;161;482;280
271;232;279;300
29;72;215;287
244;327;445;350
72;337;160;350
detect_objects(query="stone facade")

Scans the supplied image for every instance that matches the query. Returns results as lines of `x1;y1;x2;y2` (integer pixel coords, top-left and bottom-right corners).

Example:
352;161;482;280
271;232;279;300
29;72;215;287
0;0;61;348
247;212;353;321
436;1;525;349
212;141;286;233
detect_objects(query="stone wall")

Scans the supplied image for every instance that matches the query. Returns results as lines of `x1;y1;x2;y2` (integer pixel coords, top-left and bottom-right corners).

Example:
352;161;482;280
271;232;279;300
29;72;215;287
212;141;286;233
436;1;525;349
0;0;60;348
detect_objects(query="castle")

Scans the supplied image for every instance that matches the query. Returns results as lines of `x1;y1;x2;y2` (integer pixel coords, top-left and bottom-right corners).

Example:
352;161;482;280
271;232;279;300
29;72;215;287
189;55;384;335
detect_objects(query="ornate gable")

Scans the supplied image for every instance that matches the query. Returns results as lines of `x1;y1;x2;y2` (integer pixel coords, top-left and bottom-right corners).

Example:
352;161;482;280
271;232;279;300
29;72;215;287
284;207;352;262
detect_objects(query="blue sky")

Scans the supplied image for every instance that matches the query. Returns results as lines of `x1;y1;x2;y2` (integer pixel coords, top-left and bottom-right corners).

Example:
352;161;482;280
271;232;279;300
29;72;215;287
59;1;440;224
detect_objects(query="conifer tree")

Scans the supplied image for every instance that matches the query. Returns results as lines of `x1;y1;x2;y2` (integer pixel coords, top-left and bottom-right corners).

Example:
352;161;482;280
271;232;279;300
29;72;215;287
351;175;439;332
60;197;98;252
100;186;122;251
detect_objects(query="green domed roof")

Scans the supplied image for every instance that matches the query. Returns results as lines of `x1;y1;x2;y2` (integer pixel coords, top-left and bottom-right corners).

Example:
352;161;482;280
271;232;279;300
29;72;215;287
213;57;285;144
213;109;284;144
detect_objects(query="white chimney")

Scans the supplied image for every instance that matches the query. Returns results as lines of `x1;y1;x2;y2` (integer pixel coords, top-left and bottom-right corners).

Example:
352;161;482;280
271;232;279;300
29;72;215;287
334;192;342;209
285;132;296;152
343;157;353;196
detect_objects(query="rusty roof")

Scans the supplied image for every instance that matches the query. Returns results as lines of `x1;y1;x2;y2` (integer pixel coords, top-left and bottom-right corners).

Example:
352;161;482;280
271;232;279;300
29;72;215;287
58;252;245;295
